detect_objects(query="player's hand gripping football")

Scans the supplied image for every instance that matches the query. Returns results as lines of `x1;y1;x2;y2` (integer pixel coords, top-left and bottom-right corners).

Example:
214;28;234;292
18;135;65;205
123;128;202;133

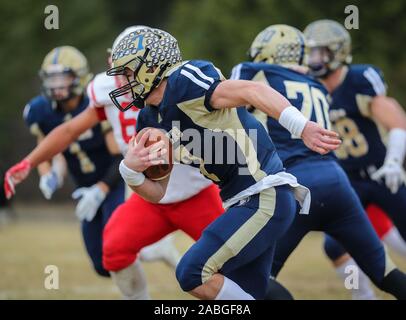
124;129;168;173
301;121;341;155
3;159;32;199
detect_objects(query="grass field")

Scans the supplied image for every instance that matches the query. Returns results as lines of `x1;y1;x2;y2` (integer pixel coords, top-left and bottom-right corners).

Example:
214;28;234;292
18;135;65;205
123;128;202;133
1;203;405;300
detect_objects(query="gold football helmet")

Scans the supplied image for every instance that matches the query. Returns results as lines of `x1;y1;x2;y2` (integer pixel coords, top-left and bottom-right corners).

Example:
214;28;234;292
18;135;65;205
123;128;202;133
304;20;352;77
40;46;92;102
248;24;308;67
107;26;182;110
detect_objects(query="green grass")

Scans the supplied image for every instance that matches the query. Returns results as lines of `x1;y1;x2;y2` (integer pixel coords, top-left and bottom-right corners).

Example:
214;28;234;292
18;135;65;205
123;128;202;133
0;204;405;300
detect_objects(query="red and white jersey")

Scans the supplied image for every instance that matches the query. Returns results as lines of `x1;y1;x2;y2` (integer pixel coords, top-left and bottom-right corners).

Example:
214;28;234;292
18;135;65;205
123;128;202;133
87;72;212;204
87;73;136;155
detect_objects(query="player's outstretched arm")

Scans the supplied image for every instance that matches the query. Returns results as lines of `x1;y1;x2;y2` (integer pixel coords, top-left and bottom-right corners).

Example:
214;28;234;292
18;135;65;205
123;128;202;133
371;96;406;130
210;80;341;155
26;107;100;167
119;131;169;203
4;107;100;199
370;96;406;193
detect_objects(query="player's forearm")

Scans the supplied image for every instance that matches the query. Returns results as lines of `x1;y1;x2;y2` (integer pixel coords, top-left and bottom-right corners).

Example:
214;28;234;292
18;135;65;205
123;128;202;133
26;124;77;167
211;80;291;119
26;107;100;168
371;96;406;130
211;80;339;153
119;159;168;203
130;178;167;203
37;162;52;176
99;155;123;192
371;97;406;163
104;130;121;155
245;82;292;119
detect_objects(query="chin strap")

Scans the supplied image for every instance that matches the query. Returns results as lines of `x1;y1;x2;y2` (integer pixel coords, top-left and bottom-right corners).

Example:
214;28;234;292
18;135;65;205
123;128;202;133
151;62;171;90
138;62;171;107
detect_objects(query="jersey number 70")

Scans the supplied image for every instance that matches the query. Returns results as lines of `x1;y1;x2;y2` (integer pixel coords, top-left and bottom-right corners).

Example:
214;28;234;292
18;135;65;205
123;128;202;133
284;81;331;137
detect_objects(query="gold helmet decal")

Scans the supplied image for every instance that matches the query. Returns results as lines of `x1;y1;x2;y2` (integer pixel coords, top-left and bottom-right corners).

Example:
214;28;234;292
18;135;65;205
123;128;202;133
304;20;352;77
107;26;182;111
249;24;307;67
108;25;148;55
40;46;92;101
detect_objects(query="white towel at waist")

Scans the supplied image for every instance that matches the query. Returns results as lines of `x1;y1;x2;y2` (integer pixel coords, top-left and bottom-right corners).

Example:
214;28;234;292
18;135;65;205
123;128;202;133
222;171;311;215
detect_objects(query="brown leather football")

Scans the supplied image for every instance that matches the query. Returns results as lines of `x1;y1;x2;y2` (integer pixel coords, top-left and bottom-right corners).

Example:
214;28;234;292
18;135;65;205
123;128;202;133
135;127;173;181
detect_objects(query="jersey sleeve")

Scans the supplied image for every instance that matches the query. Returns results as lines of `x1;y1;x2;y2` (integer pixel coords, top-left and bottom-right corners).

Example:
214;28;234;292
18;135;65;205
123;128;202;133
230;63;256;80
22;99;45;139
359;65;387;97
174;61;225;112
87;73;116;121
93;105;108;121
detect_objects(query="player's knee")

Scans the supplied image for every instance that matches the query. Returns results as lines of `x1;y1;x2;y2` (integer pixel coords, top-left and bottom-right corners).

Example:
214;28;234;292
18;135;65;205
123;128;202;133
102;233;138;272
102;215;143;271
102;238;139;272
323;235;346;261
176;253;205;292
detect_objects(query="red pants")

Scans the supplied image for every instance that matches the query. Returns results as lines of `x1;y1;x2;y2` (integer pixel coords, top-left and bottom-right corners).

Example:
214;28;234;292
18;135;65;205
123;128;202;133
103;184;224;271
366;204;393;239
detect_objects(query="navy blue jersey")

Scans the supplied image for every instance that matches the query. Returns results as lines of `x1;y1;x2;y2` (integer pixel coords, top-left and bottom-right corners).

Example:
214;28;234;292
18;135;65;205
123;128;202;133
232;62;334;167
328;64;388;171
136;60;284;201
23;95;114;187
136;105;162;131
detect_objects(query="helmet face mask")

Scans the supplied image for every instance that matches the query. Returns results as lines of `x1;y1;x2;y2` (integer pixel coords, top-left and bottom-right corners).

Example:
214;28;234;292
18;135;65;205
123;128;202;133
304;20;353;78
108;76;146;112
107;50;150;111
40;46;92;103
107;27;182;111
39;66;79;102
107;50;171;111
308;47;335;78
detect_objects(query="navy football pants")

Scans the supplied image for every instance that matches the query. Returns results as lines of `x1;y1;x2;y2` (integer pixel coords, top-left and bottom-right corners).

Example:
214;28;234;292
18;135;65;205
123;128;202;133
272;160;395;287
176;185;296;299
324;176;406;261
81;180;125;277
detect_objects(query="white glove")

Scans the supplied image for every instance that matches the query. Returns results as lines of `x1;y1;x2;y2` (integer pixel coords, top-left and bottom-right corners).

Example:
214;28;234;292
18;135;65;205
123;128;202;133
371;159;406;194
72;184;107;222
39;170;62;200
371;128;406;194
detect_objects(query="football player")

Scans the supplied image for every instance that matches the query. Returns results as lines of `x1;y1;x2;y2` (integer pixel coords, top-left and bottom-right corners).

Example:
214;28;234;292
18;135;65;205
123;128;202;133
13;46;125;278
107;26;340;299
4;27;224;300
231;24;406;300
305;19;406;299
5;45;183;297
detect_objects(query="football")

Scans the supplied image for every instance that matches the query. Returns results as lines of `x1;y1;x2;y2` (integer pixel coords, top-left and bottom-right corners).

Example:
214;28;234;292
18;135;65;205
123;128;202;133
135;127;173;181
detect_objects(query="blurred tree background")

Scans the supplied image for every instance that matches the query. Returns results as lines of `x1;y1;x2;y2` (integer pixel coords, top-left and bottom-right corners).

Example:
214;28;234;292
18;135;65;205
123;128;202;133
0;0;405;200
